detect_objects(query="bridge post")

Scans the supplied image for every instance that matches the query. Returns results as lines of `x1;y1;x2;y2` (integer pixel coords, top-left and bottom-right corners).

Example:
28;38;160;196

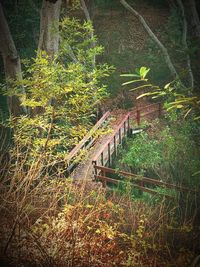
92;160;97;181
108;143;111;167
158;103;162;117
101;152;104;166
119;128;122;144
114;135;117;156
124;121;126;137
136;109;141;125
127;115;131;136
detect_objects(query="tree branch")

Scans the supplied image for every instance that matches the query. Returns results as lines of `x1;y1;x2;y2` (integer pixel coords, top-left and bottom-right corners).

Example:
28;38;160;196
189;0;200;39
66;44;78;63
177;0;194;88
80;0;96;68
120;0;179;80
80;0;91;21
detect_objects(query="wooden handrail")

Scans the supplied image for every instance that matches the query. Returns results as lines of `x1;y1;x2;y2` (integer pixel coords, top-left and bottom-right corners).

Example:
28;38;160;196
92;112;131;163
66;111;110;163
137;102;161;112
134;102;162;125
95;175;174;199
141;109;160;117
94;165;198;193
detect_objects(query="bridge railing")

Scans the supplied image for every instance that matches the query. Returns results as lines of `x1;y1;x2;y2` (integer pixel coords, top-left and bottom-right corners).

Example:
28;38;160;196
92;103;163;171
66;111;111;172
92;112;131;170
93;165;198;197
135;102;162;125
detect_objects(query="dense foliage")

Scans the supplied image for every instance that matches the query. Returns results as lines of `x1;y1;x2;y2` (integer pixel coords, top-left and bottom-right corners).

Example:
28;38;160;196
0;1;200;266
3;18;111;166
120;117;200;188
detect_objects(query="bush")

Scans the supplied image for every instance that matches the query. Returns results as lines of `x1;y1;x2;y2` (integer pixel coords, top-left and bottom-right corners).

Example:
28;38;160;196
120;118;200;188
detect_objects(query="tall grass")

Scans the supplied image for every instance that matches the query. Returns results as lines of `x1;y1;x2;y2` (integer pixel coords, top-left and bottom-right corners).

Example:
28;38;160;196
0;148;199;266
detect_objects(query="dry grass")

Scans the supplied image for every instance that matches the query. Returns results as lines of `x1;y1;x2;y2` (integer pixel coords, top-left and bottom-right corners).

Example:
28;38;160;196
0;150;199;267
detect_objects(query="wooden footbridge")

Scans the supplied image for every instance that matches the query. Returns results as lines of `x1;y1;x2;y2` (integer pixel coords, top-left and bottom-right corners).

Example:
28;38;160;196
66;103;197;197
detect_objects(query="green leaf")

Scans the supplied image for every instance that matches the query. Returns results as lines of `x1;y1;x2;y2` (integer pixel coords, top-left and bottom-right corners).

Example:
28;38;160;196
192;170;200;176
139;67;150;79
194;116;200;121
120;73;140;78
176;104;184;108
136;91;158;99
164;83;171;89
130;84;152;91
122;79;146;86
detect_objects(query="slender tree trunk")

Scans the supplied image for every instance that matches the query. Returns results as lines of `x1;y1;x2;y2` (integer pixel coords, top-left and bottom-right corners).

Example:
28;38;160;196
35;0;62;112
120;0;179;80
177;0;194;88
80;0;96;68
0;3;24;116
38;0;62;57
188;0;200;39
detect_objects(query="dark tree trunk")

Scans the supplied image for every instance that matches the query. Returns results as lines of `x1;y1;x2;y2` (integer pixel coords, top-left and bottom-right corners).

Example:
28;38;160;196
188;0;200;40
0;3;24;116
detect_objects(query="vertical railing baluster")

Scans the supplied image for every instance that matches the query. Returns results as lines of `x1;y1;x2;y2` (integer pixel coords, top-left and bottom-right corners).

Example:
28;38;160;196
92;160;97;181
114;135;117;156
102;168;106;187
127;115;130;136
119;128;122;144
158;103;162;117
136;109;140;125
108;143;111;167
101;152;104;166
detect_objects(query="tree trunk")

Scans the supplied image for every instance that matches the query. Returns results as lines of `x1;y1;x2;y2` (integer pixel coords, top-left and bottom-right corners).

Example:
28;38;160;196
188;0;200;40
38;0;62;57
120;0;179;80
177;0;194;88
0;3;24;116
80;0;96;68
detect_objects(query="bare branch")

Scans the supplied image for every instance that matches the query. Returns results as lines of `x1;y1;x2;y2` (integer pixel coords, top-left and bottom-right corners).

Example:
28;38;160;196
80;0;91;21
177;0;194;88
120;0;179;80
80;0;96;68
189;0;200;39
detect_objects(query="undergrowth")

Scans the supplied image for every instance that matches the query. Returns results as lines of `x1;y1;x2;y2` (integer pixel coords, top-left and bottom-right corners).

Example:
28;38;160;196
0;148;199;267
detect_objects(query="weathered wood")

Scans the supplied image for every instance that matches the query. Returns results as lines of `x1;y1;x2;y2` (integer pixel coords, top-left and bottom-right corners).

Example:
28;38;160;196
136;109;141;125
66;111;110;169
108;143;111;167
92;112;131;163
95;175;175;199
94;165;198;193
141;109;159;117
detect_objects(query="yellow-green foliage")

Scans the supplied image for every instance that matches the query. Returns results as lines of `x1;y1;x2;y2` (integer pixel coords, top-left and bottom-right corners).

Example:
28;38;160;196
5;18;113;165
